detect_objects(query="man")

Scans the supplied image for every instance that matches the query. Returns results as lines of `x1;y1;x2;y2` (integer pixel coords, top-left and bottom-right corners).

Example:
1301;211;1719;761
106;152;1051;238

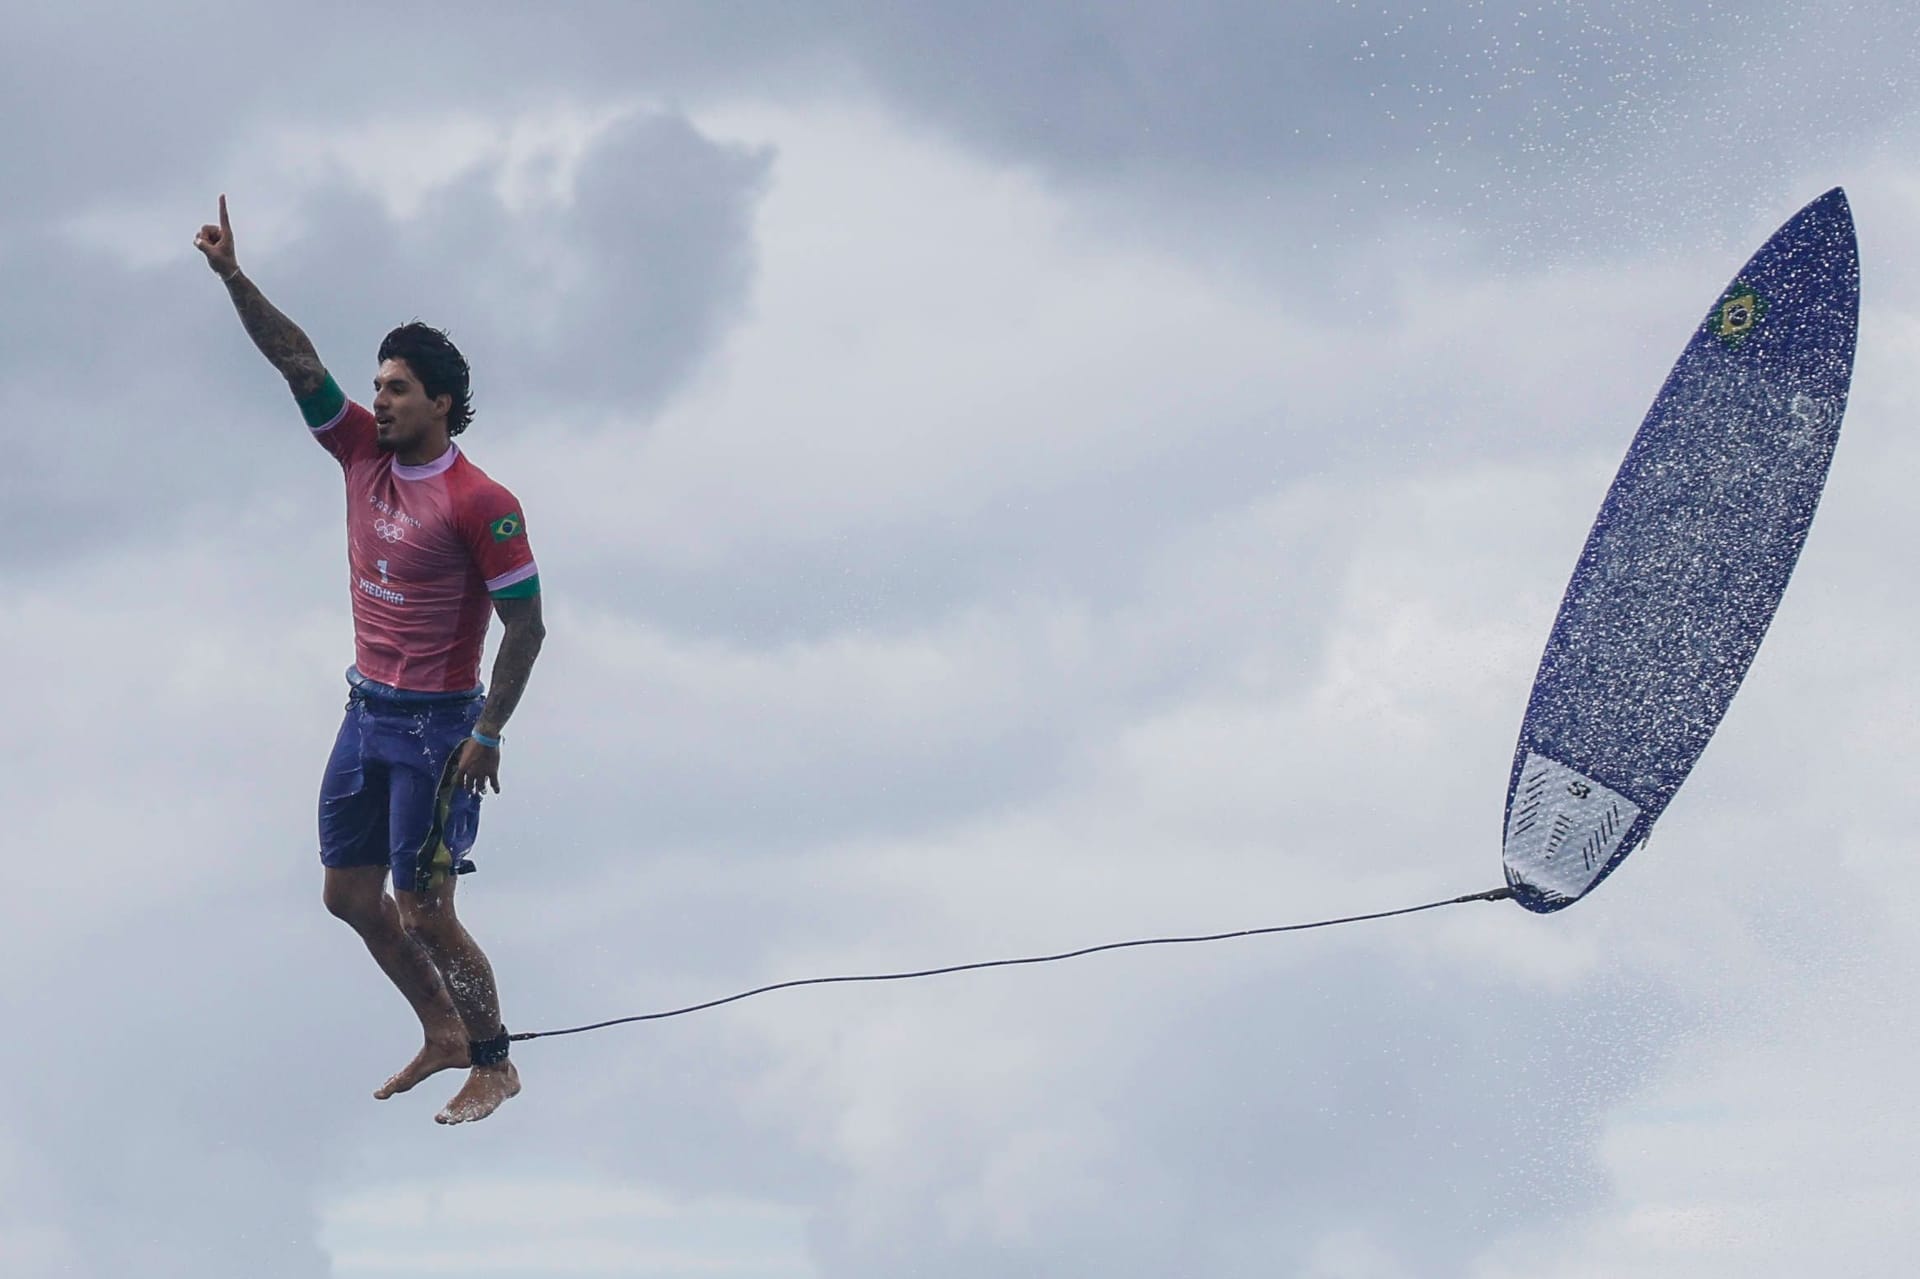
196;196;546;1125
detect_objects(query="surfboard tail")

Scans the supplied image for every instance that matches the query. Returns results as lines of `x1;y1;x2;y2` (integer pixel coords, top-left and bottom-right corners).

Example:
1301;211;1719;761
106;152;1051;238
1501;751;1647;912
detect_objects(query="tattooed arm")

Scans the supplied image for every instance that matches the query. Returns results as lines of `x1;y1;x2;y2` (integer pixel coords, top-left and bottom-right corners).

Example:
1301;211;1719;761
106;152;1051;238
194;194;328;397
452;594;547;796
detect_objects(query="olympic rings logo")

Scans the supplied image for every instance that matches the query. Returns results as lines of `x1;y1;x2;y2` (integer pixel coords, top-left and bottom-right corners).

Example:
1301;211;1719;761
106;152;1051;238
373;518;407;543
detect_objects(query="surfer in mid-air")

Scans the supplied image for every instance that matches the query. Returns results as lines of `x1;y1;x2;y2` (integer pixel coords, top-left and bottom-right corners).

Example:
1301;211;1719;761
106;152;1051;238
196;196;546;1124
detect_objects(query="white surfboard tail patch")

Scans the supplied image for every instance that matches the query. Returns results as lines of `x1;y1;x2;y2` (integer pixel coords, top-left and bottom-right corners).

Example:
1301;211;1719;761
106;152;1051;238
1503;752;1642;905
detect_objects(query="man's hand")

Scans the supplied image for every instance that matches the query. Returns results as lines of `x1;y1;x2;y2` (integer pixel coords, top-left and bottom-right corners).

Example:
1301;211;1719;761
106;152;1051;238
453;737;502;796
194;194;239;279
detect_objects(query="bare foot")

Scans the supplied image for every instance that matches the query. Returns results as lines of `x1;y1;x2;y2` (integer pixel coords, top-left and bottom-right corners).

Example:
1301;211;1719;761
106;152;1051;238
435;1061;522;1125
375;1037;470;1100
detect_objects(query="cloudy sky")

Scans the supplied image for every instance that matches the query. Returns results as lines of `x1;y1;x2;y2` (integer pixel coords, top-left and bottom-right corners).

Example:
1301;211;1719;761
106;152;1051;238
4;2;1919;1275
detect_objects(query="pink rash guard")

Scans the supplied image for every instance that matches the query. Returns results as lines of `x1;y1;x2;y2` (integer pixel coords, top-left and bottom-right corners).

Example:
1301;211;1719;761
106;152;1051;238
303;379;539;693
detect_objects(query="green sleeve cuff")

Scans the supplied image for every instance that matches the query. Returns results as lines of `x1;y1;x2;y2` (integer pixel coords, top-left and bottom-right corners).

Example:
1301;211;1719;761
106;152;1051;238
296;373;347;429
491;574;541;601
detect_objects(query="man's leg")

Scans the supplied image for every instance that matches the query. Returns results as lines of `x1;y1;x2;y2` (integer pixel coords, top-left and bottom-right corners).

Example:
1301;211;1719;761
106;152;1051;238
396;876;520;1125
321;866;470;1098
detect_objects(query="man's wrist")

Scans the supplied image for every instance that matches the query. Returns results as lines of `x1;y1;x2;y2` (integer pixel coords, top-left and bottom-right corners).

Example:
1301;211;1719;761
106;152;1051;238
471;727;504;749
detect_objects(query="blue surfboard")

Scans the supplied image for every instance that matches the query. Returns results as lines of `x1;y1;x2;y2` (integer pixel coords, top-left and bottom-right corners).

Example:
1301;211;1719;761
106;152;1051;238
1502;188;1860;913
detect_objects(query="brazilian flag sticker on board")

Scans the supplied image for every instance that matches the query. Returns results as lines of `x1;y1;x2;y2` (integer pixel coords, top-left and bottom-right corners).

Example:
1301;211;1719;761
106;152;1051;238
490;512;525;542
1710;281;1767;347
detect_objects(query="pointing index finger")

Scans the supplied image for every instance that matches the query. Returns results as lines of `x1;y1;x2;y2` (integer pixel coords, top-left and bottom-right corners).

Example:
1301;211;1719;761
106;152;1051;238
218;193;230;236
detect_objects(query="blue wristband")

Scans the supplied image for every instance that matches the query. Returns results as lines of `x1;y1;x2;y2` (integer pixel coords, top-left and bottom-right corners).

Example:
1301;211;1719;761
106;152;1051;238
470;729;503;749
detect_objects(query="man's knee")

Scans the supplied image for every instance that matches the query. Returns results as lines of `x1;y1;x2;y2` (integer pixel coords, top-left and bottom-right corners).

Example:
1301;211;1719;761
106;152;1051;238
323;870;387;928
396;894;457;947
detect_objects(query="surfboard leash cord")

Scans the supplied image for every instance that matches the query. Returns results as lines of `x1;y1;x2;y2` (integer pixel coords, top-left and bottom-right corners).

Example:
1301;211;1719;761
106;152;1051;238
508;884;1515;1044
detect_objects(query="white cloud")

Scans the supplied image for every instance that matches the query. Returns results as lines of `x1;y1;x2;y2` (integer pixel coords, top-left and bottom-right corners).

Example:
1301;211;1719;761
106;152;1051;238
323;1179;812;1277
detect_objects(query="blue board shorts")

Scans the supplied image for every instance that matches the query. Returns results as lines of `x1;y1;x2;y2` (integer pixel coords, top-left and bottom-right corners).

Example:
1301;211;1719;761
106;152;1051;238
318;668;486;896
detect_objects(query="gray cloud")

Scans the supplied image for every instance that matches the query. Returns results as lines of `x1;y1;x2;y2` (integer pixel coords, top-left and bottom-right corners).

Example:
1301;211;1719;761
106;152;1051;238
800;959;1681;1278
10;1;1913;266
0;105;768;580
815;0;1920;260
273;110;770;420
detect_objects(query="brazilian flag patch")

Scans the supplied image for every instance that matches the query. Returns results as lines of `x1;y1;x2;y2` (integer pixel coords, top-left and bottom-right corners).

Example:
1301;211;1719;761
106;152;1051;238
490;512;525;542
1710;281;1767;347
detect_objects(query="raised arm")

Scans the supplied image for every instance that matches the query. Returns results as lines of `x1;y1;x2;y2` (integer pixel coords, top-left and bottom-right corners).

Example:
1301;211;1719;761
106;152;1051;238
194;194;329;398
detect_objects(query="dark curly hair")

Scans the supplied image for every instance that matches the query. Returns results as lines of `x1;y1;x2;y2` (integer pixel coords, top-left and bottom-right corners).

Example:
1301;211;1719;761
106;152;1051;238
378;321;474;436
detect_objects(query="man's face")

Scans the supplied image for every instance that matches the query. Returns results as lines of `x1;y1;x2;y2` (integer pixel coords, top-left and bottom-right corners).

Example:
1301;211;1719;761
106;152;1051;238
371;358;449;454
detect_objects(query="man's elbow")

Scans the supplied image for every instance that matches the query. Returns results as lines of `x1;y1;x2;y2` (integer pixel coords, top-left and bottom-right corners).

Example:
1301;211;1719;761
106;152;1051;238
496;596;546;650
